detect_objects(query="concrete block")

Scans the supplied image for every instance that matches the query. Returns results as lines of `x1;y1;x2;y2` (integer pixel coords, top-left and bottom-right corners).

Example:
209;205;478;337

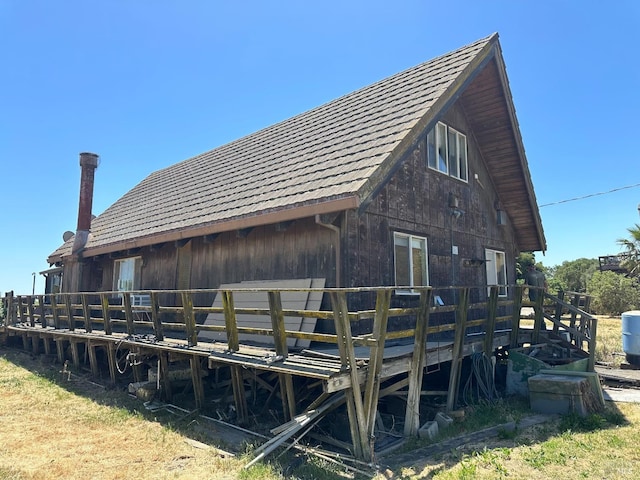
435;412;453;430
418;421;439;440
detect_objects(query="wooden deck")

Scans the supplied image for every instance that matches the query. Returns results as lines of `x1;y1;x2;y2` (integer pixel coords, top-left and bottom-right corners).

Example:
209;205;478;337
0;286;596;462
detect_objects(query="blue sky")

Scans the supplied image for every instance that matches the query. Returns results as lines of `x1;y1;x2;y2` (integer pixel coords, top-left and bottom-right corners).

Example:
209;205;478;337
1;1;639;295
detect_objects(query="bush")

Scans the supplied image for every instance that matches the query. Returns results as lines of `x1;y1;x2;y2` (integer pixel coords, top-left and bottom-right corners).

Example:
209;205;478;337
587;271;640;315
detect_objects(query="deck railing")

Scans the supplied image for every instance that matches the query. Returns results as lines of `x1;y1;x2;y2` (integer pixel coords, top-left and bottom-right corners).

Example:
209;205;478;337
0;284;597;462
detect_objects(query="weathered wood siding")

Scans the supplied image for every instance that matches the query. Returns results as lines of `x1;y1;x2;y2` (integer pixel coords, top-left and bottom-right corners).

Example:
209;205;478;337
344;99;518;306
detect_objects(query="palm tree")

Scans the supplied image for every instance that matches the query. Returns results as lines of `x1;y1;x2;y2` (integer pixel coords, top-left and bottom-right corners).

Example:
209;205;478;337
617;223;640;277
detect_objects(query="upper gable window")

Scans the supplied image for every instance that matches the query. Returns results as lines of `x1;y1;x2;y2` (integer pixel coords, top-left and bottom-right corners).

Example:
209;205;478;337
427;122;468;182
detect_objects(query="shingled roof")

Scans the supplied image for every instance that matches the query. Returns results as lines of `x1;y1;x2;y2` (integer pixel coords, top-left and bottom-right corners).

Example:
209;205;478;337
48;33;545;263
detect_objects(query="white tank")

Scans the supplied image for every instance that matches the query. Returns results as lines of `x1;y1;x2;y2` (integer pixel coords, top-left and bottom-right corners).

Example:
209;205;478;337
622;310;640;366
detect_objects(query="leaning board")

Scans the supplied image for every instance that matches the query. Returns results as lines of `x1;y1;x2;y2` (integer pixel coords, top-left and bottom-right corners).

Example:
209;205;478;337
200;278;325;348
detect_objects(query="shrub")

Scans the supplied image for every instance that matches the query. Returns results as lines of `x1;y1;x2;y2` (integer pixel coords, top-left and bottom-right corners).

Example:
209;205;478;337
587;270;640;315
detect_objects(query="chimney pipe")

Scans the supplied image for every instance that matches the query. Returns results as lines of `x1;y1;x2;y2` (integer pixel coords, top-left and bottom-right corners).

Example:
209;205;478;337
72;152;99;255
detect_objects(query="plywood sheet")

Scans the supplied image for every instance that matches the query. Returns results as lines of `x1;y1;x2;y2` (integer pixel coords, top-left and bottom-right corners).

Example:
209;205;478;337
200;279;323;348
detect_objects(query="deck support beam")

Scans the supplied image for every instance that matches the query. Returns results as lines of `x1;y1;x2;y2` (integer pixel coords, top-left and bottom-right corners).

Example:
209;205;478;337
404;289;432;436
446;287;469;412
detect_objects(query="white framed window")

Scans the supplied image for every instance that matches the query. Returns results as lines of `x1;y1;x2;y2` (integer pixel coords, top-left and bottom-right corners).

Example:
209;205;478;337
394;233;429;294
113;257;142;292
485;249;507;297
427;122;468;181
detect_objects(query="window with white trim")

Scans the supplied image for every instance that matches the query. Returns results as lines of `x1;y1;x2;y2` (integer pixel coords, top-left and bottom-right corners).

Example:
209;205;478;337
485;249;507;297
113;257;142;292
427;122;468;181
394;233;429;293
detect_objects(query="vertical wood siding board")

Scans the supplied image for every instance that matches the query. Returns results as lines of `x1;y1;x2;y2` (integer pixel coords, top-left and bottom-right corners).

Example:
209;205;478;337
26;296;35;327
100;293;112;335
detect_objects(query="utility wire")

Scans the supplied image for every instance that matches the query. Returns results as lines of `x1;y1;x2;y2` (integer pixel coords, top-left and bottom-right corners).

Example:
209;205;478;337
539;182;640;208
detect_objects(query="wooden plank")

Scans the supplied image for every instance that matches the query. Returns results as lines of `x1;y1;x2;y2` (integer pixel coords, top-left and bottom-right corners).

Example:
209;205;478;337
122;293;135;336
222;291;239;351
363;289;391;440
404;289;432;436
510;286;523;348
446;288;469;411
88;341;100;377
55;337;65;363
38;295;47;328
100;293;112;335
106;342;117;385
26;296;35;327
70;340;80;368
532;291;545;343
268;291;288;358
484;286;499;355
190;355;205;409
150;291;163;341
157;351;172;401
182;292;198;347
588;317;597;372
330;291;370;461
81;294;92;333
231;365;248;423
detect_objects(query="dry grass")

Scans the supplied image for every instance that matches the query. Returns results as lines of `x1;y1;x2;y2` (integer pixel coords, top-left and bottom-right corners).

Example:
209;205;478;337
0;351;276;480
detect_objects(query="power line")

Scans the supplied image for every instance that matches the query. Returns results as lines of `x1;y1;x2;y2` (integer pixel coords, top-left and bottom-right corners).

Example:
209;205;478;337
539;182;640;208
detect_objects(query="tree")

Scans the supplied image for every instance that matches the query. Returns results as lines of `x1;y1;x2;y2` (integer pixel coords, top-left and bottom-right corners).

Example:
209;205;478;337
617;223;640;278
587;270;640;315
550;258;599;293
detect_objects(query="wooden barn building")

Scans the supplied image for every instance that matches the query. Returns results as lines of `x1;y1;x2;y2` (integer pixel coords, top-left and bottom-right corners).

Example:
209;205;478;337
47;33;545;318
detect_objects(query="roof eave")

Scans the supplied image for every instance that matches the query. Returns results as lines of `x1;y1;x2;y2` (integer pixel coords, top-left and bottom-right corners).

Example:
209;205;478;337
75;195;360;258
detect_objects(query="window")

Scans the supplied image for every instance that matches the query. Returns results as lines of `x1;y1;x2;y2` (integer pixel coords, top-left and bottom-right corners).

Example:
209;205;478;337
485;249;507;297
427;122;468;181
394;233;429;293
113;257;142;292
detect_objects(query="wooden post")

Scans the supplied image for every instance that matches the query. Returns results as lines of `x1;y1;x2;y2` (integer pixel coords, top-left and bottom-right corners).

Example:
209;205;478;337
81;294;92;333
182;291;198;347
38;295;47;328
510;285;523;347
6;292;15;326
100;293;112;335
51;295;60;329
42;335;51;355
588;317;597;372
106;342;117;385
330;291;369;461
150;291;163;341
404;288;432;436
190;355;205;409
484;286;499;356
26;296;35;327
70;340;81;368
17;296;25;324
122;293;135;336
55;337;65;363
363;289;391;442
532;291;545;344
268;291;288;358
222;291;239;351
552;290;565;335
159;351;172;401
88;341;100;377
64;295;74;331
446;287;469;412
222;291;248;423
